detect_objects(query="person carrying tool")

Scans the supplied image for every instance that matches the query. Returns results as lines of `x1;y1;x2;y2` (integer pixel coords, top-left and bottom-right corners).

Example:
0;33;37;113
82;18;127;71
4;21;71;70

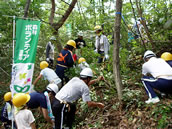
161;52;172;67
94;25;110;63
1;92;16;129
141;50;172;104
52;68;105;129
13;93;36;129
46;36;56;68
55;40;76;85
74;31;86;57
27;84;59;127
33;61;62;89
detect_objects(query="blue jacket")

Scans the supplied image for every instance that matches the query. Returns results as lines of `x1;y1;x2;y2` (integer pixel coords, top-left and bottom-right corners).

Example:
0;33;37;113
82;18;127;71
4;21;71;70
56;48;74;68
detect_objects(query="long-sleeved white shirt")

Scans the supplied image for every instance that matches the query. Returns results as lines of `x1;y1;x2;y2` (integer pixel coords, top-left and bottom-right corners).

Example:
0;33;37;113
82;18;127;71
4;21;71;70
95;34;109;55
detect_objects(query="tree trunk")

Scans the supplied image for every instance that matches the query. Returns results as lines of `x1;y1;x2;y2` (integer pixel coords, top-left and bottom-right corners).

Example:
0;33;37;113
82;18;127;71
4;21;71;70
23;0;31;18
53;0;78;30
49;0;78;52
49;0;55;25
93;0;96;26
113;0;123;100
56;32;63;52
135;0;155;50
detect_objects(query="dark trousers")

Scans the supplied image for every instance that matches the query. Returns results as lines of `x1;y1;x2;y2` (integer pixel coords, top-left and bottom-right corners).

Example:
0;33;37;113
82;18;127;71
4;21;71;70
52;98;76;129
47;59;54;68
141;76;172;98
2;121;17;129
98;51;104;63
55;66;69;86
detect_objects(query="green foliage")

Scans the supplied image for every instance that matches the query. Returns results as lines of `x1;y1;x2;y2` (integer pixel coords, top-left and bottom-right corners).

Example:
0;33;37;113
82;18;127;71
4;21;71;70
0;0;172;128
120;48;130;74
151;103;172;128
122;88;143;108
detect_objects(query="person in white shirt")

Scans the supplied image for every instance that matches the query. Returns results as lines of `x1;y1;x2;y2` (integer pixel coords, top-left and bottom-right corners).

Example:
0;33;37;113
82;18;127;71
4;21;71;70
94;25;110;63
33;61;62;89
77;57;104;86
13;93;36;129
141;50;172;104
52;68;104;129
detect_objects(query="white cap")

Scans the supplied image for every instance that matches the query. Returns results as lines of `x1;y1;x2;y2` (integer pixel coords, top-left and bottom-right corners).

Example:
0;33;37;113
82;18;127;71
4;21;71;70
80;68;93;78
143;50;156;60
78;31;83;37
50;36;56;40
47;84;59;94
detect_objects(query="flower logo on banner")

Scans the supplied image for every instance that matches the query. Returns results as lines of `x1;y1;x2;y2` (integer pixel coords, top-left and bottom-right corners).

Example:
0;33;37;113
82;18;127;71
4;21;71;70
19;73;27;80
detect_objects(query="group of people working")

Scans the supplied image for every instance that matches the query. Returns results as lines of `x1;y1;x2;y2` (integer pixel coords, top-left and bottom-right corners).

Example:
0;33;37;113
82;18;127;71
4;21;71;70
1;25;109;129
1;66;105;129
1;23;172;128
46;25;110;67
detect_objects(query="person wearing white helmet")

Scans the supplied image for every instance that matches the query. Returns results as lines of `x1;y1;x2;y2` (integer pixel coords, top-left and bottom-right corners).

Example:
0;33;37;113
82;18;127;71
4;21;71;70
46;36;56;68
77;57;105;86
74;31;86;57
141;50;172;104
94;25;110;63
52;68;105;129
27;84;60;128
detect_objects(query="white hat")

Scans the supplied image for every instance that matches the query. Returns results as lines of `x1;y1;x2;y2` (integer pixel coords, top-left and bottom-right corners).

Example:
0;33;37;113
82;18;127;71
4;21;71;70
47;84;59;94
80;68;93;78
50;36;56;40
78;31;83;37
143;50;156;60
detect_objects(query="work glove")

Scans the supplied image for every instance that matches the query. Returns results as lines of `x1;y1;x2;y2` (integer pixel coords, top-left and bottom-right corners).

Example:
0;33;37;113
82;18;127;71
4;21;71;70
105;54;109;60
46;58;50;62
80;42;84;45
80;42;84;48
94;49;98;53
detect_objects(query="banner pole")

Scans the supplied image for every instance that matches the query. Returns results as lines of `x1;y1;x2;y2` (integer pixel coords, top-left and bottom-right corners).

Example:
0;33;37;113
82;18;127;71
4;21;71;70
12;16;16;64
11;15;16;129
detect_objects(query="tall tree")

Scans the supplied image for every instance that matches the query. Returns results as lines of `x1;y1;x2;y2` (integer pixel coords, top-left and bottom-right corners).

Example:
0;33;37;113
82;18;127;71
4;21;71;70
52;0;77;31
49;0;55;25
135;0;155;50
113;0;123;100
49;0;78;52
23;0;31;18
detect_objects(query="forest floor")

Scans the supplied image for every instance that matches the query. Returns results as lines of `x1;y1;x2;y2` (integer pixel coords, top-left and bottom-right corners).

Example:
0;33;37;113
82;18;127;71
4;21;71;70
74;82;172;129
1;64;172;129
